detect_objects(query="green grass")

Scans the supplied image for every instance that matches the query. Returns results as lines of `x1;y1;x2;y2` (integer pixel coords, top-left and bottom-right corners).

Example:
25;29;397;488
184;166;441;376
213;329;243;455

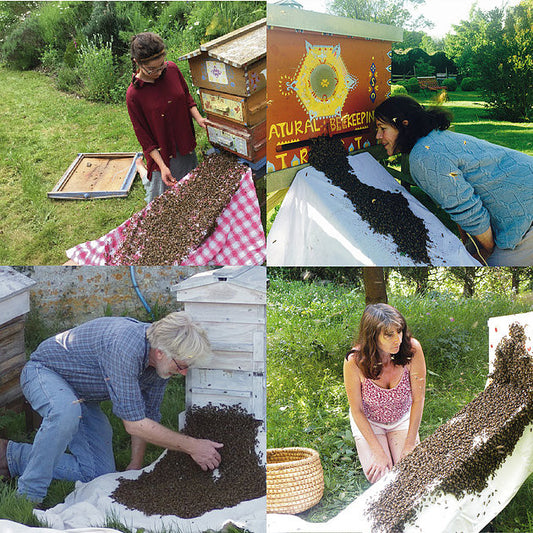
267;275;533;529
0;67;209;265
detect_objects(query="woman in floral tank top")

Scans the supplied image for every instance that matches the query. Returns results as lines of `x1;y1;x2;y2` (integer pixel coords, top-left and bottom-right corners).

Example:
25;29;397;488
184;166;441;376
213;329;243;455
344;304;426;483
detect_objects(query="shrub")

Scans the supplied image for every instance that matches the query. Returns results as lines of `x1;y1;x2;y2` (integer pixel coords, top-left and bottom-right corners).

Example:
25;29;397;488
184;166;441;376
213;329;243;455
55;65;81;93
460;77;479;91
39;45;62;74
406;77;420;94
77;36;116;102
391;84;408;96
0;14;44;70
441;78;458;91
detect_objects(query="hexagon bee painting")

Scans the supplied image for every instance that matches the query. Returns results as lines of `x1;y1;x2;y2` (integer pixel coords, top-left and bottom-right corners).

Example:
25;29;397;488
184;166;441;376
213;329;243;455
288;42;358;121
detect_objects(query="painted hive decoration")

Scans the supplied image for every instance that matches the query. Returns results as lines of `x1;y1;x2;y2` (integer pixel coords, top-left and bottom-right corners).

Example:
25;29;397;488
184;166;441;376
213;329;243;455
308;136;431;264
112;404;266;517
365;322;533;532
107;153;245;265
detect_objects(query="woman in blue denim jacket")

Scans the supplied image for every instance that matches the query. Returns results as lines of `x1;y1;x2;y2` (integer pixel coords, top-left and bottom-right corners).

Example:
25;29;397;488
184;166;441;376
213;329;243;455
374;96;533;266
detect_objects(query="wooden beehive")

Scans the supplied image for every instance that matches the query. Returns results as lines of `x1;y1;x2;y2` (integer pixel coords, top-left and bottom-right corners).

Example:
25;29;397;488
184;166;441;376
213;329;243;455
266;4;402;173
180;18;267;163
206;116;266;161
0;268;36;413
173;266;266;430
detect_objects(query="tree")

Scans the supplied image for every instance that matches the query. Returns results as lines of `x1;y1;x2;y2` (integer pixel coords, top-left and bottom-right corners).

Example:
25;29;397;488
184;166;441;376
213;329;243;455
328;0;432;31
444;0;532;121
363;267;388;305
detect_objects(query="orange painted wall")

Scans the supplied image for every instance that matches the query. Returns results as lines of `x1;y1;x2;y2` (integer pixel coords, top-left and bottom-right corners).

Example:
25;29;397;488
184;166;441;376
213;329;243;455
267;26;393;172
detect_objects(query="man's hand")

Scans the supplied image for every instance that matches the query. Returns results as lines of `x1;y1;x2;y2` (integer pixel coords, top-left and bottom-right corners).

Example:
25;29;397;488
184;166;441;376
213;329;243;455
188;438;224;471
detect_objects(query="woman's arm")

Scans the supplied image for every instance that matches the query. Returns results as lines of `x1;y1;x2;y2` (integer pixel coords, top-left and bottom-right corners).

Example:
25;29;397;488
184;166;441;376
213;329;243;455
402;338;426;459
344;354;393;480
190;105;209;130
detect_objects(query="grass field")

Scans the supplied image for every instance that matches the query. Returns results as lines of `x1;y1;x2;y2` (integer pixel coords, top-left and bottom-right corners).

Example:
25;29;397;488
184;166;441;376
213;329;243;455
0;67;209;265
267;274;533;531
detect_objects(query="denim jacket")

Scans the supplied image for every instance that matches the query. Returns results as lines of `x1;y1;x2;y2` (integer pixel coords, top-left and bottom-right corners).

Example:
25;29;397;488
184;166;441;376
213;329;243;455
409;129;533;249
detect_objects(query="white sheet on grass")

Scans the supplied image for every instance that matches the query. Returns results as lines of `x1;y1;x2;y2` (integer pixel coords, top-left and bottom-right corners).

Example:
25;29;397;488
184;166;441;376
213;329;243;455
33;451;266;533
267;313;533;533
267;152;480;266
0;521;121;533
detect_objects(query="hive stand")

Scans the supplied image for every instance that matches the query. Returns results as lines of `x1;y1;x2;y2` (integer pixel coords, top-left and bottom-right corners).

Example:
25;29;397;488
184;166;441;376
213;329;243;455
0;268;36;434
173;266;266;461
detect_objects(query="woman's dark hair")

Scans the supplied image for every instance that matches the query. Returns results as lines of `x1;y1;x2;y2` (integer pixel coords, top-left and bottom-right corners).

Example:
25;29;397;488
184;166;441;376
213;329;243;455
346;303;414;380
374;95;453;153
130;32;165;68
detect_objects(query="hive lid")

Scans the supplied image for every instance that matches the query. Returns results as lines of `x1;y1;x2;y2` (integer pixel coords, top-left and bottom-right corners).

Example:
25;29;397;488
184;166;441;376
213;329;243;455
179;18;266;68
173;266;266;303
267;4;403;42
0;267;36;303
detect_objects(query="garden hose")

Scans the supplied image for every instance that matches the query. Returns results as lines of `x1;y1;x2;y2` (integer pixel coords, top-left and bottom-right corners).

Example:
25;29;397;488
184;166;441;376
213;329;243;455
129;266;155;320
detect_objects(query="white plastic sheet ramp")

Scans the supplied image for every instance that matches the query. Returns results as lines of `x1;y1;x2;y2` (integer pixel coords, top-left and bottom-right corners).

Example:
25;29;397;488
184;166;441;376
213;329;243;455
34;452;266;533
267;313;533;533
267;152;480;266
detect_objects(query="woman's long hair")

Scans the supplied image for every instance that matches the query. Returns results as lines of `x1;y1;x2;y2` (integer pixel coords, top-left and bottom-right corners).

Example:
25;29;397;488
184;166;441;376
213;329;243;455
346;303;414;380
374;95;452;153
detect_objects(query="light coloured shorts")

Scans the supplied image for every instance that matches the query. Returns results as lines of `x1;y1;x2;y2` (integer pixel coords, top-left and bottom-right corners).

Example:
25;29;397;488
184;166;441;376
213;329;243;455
487;224;533;266
349;408;410;440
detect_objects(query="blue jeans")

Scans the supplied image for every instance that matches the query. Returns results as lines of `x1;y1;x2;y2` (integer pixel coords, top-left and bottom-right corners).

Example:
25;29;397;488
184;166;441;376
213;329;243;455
6;362;116;502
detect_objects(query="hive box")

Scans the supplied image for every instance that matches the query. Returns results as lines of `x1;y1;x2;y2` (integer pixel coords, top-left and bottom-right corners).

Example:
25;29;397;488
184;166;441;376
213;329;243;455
181;18;266;98
206;117;266;162
200;87;267;126
266;5;402;173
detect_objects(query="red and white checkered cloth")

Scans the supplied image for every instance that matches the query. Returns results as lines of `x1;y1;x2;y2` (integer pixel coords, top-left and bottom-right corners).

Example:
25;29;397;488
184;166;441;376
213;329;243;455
66;169;266;266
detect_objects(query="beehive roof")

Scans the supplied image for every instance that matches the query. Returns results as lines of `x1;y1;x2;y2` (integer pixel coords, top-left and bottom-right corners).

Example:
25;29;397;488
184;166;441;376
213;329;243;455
173;266;266;304
179;18;266;68
0;267;35;303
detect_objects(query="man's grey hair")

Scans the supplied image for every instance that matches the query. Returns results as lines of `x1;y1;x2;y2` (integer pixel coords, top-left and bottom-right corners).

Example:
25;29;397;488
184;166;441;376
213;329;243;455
147;311;212;367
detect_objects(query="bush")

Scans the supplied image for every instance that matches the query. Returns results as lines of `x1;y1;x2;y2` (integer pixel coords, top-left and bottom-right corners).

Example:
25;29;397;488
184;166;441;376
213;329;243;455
39;45;62;74
460;77;479;91
0;14;44;70
77;36;116;102
441;78;458;91
55;65;81;93
391;84;408;96
406;77;420;94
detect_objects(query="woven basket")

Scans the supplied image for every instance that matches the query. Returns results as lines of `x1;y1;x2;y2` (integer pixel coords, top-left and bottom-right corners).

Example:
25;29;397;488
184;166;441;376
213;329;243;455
266;447;324;514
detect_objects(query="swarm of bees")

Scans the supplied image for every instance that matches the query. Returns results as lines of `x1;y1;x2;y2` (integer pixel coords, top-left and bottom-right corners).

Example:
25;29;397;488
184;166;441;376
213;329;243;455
365;323;533;532
107;153;246;265
112;404;266;518
308;136;431;265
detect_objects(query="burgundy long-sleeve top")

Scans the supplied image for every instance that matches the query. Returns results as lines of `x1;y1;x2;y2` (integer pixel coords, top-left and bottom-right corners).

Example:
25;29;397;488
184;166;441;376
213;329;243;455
126;61;197;179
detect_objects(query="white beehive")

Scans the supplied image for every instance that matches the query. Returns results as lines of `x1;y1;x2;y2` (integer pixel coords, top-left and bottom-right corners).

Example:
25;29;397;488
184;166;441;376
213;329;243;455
173;266;266;432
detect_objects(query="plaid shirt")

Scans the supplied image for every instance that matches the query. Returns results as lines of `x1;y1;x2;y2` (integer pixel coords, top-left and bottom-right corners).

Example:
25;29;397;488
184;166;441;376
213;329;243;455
30;317;167;422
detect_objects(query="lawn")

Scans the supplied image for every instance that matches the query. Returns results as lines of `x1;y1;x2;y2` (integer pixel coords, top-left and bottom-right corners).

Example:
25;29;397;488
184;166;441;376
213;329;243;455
266;273;533;531
0;67;209;265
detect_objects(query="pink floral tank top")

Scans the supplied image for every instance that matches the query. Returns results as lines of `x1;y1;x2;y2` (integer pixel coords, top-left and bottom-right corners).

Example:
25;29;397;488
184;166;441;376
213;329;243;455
362;366;412;424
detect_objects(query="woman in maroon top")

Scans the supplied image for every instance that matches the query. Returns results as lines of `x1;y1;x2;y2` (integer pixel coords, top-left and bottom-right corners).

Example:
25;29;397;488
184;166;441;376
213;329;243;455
127;32;209;202
344;304;426;483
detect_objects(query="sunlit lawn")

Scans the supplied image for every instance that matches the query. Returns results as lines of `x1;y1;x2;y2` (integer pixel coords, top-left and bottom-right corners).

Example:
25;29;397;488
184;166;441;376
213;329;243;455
0;67;209;265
